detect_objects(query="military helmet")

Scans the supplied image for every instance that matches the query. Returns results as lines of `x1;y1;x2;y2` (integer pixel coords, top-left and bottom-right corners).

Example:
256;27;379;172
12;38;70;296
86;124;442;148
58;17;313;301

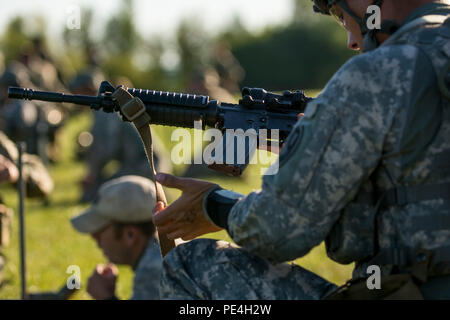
312;0;337;15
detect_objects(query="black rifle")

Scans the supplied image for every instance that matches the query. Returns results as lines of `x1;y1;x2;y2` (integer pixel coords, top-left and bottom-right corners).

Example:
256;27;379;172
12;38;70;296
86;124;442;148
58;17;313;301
8;82;311;175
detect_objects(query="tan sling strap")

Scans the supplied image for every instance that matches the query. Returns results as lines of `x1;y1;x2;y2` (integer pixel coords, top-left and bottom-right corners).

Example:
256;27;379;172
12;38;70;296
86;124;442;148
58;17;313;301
111;87;176;257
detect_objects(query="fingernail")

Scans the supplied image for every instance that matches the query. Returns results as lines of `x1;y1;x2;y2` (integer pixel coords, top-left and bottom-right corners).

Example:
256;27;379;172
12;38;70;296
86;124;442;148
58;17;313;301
153;202;164;214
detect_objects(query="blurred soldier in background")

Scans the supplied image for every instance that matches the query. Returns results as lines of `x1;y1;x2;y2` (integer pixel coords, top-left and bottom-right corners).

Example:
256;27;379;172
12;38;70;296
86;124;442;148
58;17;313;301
0;153;17;286
0;131;54;200
0;61;65;165
0;62;38;154
71;176;162;300
17;36;66;92
69;70;172;203
0;154;18;184
187;66;235;103
0;129;53;284
16;37;68;164
212;41;245;95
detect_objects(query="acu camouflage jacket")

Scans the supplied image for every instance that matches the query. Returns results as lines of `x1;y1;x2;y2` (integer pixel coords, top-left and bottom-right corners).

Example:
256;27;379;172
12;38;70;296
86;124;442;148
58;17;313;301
225;3;450;279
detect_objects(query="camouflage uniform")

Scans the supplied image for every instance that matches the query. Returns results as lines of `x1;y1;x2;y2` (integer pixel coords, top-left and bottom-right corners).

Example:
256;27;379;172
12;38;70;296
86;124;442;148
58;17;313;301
0;61;63;162
0;62;38;155
0;203;13;285
0;131;53;198
131;238;163;300
0;130;53;283
160;3;450;299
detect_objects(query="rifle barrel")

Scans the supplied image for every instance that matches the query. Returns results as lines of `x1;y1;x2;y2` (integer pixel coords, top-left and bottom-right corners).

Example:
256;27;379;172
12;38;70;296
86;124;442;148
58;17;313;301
8;87;101;106
7;85;302;134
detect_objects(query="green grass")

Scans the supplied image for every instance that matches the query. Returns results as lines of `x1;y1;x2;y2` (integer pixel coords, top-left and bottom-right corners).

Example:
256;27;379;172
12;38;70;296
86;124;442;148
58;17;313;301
0;111;135;300
0;91;353;299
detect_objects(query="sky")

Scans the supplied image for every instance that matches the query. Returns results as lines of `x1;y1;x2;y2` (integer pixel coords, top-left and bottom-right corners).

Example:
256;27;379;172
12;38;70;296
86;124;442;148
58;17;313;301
0;0;295;39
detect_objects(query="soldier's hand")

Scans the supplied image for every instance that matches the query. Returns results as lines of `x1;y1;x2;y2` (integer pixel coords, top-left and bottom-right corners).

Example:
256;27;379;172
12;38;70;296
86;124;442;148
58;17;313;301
258;113;304;154
87;263;118;300
152;173;222;241
0;155;19;183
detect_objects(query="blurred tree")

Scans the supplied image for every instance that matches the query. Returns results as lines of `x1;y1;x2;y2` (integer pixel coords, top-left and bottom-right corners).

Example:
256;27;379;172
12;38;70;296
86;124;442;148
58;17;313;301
217;15;251;47
143;38;173;89
224;2;355;91
102;0;141;56
0;17;32;63
61;7;98;79
293;0;322;25
101;0;149;87
63;8;96;62
175;17;211;89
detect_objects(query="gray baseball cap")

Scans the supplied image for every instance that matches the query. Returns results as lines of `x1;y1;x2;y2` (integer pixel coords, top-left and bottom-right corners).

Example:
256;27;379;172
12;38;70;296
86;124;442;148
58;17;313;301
71;175;157;234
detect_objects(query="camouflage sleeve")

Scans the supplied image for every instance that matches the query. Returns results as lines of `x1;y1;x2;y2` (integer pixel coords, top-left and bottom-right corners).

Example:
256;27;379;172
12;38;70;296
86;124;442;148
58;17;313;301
227;46;417;263
131;258;161;300
130;240;162;300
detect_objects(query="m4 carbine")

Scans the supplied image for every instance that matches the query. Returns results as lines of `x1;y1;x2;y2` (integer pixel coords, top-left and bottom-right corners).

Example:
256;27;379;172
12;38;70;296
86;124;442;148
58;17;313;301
8;81;311;175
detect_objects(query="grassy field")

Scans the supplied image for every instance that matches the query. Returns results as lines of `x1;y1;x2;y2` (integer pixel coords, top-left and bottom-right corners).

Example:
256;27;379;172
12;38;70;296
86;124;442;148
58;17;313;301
0;95;354;300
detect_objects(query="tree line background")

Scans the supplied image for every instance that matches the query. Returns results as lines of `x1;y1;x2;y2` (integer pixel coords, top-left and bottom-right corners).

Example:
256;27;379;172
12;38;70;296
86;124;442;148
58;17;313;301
1;0;355;95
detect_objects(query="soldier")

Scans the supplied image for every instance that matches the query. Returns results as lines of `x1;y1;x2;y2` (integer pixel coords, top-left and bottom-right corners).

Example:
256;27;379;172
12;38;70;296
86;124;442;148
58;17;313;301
18;40;68;163
0;154;16;285
0;131;53;199
212;40;245;95
70;175;162;300
151;0;450;299
0;132;50;285
0;62;38;153
0;154;18;184
69;71;172;203
18;36;66;92
0;61;64;164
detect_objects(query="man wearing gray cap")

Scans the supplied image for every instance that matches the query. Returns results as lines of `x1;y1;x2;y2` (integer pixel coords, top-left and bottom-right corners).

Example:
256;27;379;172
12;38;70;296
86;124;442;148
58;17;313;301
71;175;162;300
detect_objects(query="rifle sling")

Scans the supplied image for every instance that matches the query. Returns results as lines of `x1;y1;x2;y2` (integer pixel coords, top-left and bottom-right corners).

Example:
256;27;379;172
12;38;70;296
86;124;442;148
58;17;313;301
111;87;176;258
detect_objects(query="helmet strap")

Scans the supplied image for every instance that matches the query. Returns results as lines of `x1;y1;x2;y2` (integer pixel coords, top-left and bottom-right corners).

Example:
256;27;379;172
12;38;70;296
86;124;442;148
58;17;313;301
335;0;400;52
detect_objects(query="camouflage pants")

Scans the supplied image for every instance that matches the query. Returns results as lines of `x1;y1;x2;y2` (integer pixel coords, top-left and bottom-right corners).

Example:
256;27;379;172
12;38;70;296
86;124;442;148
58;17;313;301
160;239;337;300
